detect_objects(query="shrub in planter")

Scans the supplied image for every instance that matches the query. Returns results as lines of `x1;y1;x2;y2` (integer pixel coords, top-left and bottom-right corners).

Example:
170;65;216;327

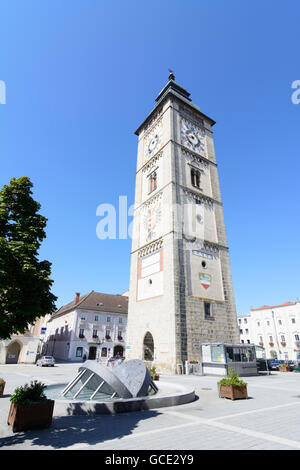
0;378;5;397
218;367;248;400
148;366;159;381
7;380;54;432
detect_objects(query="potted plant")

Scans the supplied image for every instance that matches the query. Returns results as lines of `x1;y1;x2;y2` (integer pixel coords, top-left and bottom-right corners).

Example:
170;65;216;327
0;378;5;397
148;366;159;381
7;380;54;432
280;342;286;347
218;367;248;400
279;362;290;372
258;342;264;346
269;342;274;347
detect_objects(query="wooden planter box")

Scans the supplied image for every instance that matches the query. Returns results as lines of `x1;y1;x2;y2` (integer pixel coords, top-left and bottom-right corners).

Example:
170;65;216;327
219;384;248;400
0;381;5;398
7;400;54;432
279;366;290;372
154;375;160;381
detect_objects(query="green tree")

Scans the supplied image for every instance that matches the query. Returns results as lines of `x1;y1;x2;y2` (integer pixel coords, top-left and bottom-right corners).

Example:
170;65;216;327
0;176;57;339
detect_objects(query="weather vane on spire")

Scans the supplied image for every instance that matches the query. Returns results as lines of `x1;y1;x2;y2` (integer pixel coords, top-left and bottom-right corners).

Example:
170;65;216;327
168;69;175;81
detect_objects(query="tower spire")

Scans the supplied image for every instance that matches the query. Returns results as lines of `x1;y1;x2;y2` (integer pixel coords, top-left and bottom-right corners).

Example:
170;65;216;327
168;68;175;81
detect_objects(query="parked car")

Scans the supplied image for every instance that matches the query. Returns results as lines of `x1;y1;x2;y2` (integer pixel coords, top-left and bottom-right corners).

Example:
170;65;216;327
269;359;295;371
256;358;273;372
269;359;284;371
36;356;55;367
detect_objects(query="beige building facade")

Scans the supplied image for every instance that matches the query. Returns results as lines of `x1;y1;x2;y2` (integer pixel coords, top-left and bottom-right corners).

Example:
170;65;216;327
0;315;50;364
126;73;239;374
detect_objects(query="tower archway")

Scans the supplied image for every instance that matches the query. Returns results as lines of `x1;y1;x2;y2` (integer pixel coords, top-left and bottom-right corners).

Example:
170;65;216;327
143;332;154;361
6;340;22;364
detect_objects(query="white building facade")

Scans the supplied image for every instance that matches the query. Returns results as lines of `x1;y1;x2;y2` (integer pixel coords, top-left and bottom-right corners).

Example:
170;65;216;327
45;292;128;362
238;301;300;361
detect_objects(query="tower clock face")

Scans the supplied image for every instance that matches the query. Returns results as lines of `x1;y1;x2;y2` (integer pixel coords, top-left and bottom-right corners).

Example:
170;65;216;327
181;120;205;153
144;121;163;163
148;134;158;153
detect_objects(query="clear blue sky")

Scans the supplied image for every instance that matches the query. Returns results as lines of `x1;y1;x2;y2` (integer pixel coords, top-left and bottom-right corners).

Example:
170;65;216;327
1;0;299;315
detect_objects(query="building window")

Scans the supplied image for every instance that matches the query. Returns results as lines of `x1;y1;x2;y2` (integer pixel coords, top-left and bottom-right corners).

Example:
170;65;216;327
245;329;249;334
79;329;84;338
269;336;273;342
191;168;201;188
119;317;123;324
105;329;111;340
260;336;263;342
278;319;282;325
81;316;86;321
107;316;111;323
241;340;244;344
244;319;247;324
281;335;285;342
240;329;243;334
247;340;250;344
148;171;158;193
94;316;99;322
204;302;211;317
257;322;260;327
295;334;300;341
76;347;83;357
267;321;270;326
93;329;98;338
238;319;241;324
292;318;296;324
118;330;123;340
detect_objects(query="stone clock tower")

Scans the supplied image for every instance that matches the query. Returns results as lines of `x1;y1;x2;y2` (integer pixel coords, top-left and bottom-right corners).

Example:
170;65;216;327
126;72;239;373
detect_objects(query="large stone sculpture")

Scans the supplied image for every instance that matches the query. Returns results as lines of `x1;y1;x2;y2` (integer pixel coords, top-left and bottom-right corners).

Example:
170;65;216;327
61;359;158;400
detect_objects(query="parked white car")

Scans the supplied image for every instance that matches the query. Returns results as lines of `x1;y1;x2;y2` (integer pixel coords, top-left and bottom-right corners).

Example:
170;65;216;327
36;356;55;367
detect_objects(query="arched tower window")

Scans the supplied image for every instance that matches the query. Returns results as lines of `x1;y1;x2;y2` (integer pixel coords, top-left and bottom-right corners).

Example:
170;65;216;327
143;332;154;361
191;168;200;188
149;171;157;194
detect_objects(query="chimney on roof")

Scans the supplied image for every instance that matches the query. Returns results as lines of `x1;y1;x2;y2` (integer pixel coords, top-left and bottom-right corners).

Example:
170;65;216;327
75;292;80;304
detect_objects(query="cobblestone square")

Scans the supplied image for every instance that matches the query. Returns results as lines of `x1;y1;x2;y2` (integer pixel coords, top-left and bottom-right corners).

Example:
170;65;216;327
0;363;300;450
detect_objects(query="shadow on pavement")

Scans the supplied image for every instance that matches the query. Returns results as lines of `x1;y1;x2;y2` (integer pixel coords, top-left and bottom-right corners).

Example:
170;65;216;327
0;409;161;449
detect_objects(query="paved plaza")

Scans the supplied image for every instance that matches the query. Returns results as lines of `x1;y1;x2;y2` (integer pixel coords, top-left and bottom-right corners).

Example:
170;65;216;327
0;363;300;450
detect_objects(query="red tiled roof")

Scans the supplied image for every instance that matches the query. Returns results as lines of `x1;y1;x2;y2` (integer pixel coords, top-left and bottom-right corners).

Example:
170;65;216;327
49;291;128;321
251;301;296;311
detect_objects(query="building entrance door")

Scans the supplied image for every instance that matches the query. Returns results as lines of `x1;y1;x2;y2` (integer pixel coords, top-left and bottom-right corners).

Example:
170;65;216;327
88;346;97;360
113;345;124;357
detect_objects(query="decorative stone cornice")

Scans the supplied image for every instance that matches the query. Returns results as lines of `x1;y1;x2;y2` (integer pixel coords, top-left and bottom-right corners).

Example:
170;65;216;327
138;238;163;257
142;150;163;174
142;189;163;209
183;188;215;207
181;147;208;169
143;114;163;140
